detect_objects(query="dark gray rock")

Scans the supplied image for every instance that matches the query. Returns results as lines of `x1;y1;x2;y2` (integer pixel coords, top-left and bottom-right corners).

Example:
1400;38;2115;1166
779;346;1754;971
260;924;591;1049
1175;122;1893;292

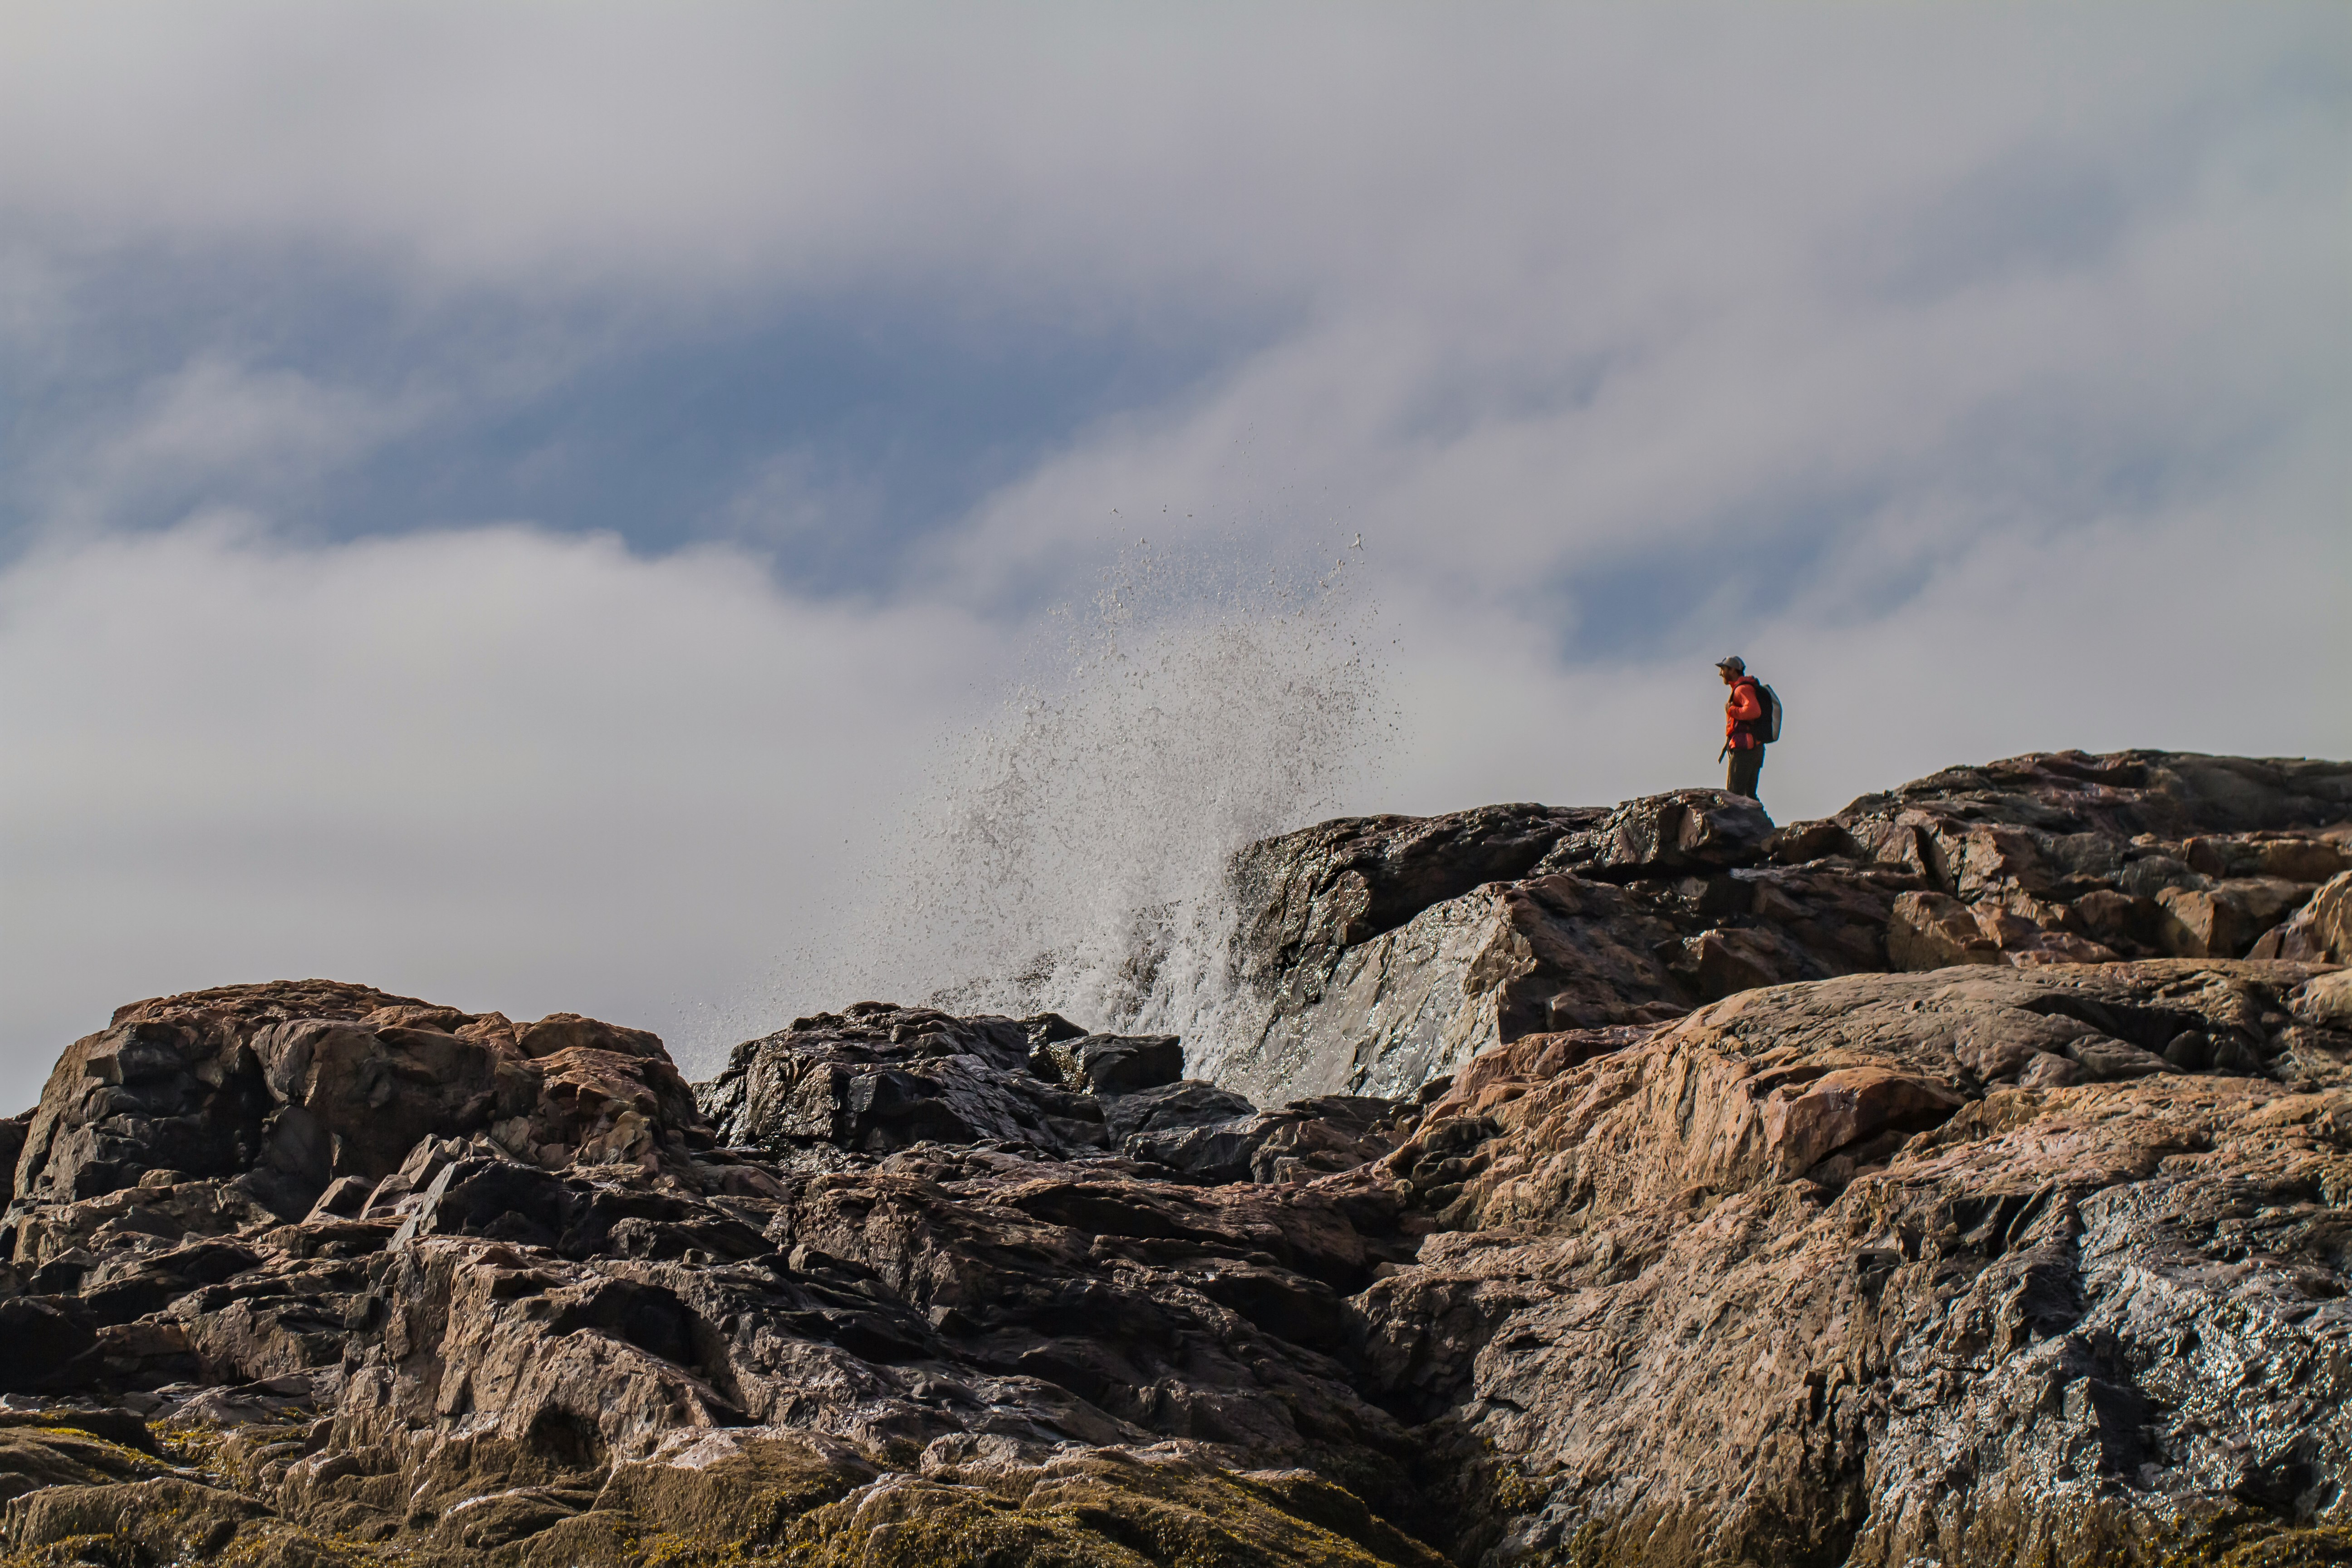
1120;1117;1269;1183
1028;1032;1184;1095
700;1004;1117;1156
1117;1091;1412;1185
1529;788;1777;879
1226;802;1604;986
1099;1078;1255;1143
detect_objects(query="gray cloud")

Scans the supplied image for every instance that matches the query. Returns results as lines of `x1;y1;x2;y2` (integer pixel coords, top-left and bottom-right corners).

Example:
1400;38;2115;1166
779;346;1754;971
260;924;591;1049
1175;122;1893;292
0;2;2344;1086
0;521;1010;1104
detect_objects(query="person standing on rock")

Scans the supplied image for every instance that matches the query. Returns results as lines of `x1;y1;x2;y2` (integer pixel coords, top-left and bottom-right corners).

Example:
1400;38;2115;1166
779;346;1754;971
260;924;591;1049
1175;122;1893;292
1718;655;1767;801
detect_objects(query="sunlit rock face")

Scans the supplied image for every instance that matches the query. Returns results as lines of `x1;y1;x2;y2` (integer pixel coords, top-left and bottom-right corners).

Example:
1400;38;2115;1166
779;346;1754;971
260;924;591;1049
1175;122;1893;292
0;750;2346;1568
1361;956;2352;1567
1166;750;2352;1107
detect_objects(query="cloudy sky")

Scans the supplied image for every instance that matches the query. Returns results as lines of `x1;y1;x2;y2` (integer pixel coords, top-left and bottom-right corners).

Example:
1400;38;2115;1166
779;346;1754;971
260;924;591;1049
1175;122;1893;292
2;2;2346;1098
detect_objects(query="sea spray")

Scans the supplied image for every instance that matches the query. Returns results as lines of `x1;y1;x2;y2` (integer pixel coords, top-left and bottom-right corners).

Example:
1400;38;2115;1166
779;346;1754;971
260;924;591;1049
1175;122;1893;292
796;539;1390;1072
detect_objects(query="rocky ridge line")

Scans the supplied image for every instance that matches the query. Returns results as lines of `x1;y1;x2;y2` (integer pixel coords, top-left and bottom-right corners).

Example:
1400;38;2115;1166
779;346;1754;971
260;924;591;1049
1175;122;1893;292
0;749;2343;1566
1173;749;2352;1106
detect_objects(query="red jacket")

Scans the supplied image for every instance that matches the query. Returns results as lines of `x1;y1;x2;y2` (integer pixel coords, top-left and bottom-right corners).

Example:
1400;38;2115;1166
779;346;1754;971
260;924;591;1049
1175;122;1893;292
1724;677;1764;749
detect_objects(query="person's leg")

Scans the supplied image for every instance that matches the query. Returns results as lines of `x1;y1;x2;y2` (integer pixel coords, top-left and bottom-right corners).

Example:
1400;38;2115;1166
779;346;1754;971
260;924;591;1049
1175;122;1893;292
1728;746;1763;799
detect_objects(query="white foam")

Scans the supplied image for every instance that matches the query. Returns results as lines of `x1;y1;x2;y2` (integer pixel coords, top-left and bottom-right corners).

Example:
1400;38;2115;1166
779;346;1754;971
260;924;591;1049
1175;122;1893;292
785;539;1390;1070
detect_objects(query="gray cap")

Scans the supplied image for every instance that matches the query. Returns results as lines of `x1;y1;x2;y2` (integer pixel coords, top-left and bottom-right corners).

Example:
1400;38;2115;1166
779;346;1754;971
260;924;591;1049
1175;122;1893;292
1715;655;1745;674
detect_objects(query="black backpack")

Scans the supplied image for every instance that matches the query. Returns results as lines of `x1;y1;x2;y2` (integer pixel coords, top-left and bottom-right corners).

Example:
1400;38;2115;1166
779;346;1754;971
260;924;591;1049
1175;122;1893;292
1757;683;1783;744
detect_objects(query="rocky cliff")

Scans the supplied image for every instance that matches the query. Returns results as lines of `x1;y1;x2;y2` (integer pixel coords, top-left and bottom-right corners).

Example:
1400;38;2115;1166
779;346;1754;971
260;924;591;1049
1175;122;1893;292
1173;750;2352;1106
0;749;2344;1568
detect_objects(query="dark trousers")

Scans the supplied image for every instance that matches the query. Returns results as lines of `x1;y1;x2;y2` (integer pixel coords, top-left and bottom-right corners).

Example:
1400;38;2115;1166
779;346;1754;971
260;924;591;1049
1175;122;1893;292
1727;745;1764;800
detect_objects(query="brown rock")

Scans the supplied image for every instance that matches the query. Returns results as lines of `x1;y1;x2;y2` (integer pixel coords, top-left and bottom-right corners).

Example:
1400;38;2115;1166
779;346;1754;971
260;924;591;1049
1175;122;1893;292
1532;789;1777;878
3;750;2350;1568
1132;750;2350;1106
2062;1032;2174;1079
249;1015;540;1184
1029;1033;1185;1095
1759;1066;1965;1177
2014;1050;2084;1087
2298;969;2352;1029
1679;926;1806;999
2069;887;2162;949
10;1175;276;1269
13;981;716;1226
1951;823;2056;897
1887;891;2002;970
2157;876;2313;957
2184;833;2351;882
1350;957;2350;1566
1968;901;2046;949
1946;1007;2094;1080
2272;870;2352;963
512;1012;669;1062
2005;931;2123;966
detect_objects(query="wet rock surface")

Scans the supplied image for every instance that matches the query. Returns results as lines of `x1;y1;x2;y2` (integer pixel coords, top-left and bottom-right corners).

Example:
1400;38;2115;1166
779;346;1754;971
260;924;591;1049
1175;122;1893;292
0;750;2348;1567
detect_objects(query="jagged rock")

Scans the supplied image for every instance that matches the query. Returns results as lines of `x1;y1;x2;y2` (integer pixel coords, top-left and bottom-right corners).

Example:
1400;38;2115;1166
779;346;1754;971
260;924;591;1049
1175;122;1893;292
1530;789;1777;878
1166;750;2352;1108
1028;1032;1185;1095
1099;1078;1255;1143
2156;876;2315;957
0;750;2344;1568
0;949;2341;1566
701;1004;1114;1156
1841;750;2352;842
1236;1096;1419;1185
2267;868;2352;964
2302;969;2352;1029
1117;1094;1411;1186
1886;889;2003;969
0;972;1459;1566
2184;832;2352;882
8;1475;268;1562
14;981;715;1226
8;1172;279;1275
701;1004;1410;1196
1342;957;2352;1566
2045;1031;2153;1079
1200;871;1757;1106
1227;803;1603;986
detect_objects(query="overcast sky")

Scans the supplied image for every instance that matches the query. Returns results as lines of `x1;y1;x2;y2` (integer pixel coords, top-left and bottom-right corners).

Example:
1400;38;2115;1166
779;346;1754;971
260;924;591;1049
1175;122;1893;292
2;3;2347;1099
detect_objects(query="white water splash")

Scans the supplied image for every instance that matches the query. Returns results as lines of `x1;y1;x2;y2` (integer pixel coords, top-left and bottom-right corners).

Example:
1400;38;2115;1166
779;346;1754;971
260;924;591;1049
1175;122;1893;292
802;539;1389;1049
